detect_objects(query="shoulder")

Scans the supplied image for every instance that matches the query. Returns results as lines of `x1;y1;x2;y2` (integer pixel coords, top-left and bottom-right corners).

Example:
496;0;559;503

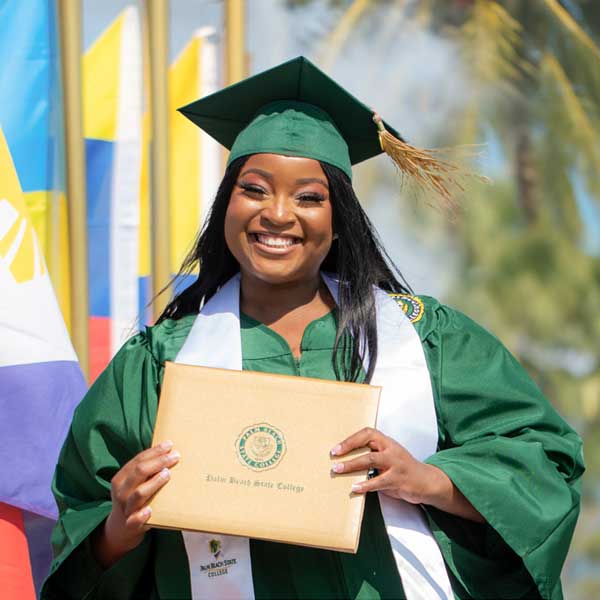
142;314;197;364
387;293;501;347
386;293;509;389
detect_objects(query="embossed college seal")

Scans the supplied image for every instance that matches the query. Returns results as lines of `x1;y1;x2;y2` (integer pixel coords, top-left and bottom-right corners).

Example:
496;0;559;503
236;423;286;472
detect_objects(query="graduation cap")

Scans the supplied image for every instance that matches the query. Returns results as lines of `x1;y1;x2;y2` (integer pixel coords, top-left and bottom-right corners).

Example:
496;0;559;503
179;56;461;202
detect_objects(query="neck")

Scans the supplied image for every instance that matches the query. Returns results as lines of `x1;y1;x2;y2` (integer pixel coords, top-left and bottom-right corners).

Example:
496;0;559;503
239;271;334;325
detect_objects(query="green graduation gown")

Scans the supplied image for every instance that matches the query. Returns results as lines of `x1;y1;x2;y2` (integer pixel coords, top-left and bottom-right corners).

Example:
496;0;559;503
41;296;584;600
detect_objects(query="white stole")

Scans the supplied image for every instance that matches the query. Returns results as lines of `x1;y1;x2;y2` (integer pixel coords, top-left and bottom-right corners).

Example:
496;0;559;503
174;273;453;600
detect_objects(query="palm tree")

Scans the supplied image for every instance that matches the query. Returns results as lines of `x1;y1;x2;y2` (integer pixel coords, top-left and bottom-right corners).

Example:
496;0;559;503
285;1;600;596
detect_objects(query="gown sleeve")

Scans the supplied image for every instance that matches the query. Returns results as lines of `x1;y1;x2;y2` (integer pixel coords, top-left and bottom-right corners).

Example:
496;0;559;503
418;299;584;600
40;332;161;600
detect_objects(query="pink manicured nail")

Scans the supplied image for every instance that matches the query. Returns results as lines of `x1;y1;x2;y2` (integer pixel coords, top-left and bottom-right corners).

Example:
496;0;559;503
142;506;152;517
159;468;170;480
351;483;362;493
160;440;174;450
331;463;344;474
330;444;342;456
167;451;181;461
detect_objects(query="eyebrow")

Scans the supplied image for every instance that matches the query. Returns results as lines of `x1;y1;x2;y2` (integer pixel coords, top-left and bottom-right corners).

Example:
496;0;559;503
240;168;328;188
240;168;273;180
295;177;328;188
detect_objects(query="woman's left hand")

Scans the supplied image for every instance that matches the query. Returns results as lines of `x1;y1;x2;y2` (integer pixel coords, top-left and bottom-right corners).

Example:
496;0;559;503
330;427;438;504
331;427;485;522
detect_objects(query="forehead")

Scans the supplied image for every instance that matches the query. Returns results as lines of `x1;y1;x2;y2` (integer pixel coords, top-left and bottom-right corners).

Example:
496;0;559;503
241;153;327;182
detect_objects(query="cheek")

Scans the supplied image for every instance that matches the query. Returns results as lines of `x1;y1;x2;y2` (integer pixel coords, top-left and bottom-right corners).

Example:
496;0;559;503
224;197;250;253
308;205;334;249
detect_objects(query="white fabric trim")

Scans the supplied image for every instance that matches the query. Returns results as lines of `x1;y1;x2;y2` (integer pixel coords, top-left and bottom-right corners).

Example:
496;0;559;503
175;273;453;599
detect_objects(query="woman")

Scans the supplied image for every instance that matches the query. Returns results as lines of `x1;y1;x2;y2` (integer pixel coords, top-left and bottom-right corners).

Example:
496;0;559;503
42;57;583;600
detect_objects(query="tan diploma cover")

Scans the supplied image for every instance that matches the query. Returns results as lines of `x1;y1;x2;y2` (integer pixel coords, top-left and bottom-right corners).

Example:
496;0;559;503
148;362;381;553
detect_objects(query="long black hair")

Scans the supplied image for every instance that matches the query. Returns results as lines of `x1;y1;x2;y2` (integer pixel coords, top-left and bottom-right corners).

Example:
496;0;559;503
157;156;411;383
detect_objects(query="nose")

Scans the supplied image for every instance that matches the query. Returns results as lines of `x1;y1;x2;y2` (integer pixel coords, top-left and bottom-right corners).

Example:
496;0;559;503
260;194;296;229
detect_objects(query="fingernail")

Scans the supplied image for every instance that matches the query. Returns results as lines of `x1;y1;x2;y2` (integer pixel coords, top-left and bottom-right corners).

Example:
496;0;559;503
167;450;181;461
160;440;174;450
330;444;342;456
331;463;344;474
142;506;152;517
160;468;170;480
351;483;362;493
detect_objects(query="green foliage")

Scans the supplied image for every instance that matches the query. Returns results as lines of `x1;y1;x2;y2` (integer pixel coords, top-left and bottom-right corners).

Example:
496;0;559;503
286;1;600;595
429;3;600;596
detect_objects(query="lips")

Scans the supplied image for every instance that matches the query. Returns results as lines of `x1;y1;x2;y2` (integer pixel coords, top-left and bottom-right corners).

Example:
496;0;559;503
249;232;302;256
250;232;302;248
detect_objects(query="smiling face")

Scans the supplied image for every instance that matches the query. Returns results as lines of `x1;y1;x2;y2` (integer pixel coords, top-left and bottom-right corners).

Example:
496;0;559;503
224;153;334;286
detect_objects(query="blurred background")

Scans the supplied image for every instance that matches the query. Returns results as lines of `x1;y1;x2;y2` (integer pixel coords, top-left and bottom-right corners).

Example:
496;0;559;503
0;0;598;597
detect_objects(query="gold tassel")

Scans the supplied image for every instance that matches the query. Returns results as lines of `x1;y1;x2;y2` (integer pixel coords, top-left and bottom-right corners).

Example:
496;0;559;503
372;113;478;211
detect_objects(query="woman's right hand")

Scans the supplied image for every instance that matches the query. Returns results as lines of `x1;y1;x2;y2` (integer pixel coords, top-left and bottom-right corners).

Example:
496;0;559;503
92;440;180;568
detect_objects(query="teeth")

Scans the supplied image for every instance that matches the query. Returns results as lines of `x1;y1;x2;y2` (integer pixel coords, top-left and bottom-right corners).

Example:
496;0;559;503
256;234;296;247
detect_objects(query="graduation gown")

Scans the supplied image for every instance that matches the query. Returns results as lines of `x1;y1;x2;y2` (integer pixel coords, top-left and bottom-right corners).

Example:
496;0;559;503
41;296;584;600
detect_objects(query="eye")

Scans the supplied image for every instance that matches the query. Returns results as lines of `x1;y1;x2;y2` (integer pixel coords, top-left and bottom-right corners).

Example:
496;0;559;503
239;182;267;197
297;192;326;203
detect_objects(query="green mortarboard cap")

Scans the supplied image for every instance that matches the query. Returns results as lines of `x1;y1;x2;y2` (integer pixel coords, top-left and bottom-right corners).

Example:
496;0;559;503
178;56;403;180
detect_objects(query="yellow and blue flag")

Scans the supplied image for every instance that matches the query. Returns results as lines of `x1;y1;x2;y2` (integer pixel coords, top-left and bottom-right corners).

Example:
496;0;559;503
169;28;221;275
0;0;71;325
168;28;221;289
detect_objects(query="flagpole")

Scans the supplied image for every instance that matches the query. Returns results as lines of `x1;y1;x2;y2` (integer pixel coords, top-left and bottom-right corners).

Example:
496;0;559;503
147;0;171;321
223;0;246;174
225;0;246;85
58;0;89;381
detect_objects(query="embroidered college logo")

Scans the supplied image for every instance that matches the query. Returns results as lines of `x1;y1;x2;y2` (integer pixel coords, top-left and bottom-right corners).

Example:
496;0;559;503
236;423;286;472
389;293;425;323
199;537;238;578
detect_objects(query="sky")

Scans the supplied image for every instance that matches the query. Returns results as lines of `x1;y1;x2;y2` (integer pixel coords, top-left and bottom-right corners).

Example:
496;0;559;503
84;0;221;58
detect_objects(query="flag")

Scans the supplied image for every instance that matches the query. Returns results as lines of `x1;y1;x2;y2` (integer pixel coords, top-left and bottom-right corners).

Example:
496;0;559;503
0;3;86;595
0;127;87;597
138;27;222;317
0;504;35;600
83;6;143;382
0;126;86;518
139;27;223;309
0;0;71;329
169;27;221;282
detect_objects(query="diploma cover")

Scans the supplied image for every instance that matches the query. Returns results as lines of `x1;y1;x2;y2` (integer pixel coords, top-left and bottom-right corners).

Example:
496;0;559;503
148;361;380;553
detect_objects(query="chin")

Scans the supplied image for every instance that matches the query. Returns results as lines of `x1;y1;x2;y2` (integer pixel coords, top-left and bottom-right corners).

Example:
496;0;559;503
244;259;318;287
251;268;305;286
